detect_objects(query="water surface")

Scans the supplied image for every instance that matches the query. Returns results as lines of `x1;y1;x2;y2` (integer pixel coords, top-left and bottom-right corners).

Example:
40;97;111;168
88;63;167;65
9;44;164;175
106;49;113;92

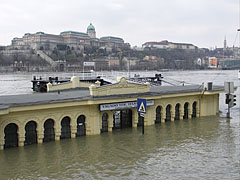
0;70;239;180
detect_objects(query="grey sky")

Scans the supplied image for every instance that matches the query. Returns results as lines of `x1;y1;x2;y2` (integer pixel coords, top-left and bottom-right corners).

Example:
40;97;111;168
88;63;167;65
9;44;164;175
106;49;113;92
0;0;238;48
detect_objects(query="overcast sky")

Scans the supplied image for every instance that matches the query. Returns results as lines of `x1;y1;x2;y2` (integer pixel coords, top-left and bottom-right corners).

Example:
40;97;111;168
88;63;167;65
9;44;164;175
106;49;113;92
0;0;238;48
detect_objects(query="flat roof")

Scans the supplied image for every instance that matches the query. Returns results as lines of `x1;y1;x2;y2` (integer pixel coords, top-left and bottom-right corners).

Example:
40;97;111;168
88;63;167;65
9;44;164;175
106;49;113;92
0;85;224;110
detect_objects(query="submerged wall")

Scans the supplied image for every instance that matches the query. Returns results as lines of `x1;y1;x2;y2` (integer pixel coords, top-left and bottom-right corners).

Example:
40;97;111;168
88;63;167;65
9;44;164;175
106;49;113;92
0;89;220;150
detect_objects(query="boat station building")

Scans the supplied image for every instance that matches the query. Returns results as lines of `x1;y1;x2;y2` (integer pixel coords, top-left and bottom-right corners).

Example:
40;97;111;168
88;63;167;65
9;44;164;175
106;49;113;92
0;77;223;150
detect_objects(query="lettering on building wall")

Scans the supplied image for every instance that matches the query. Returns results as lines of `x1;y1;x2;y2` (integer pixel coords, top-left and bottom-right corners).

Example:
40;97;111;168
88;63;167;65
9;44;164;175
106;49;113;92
99;100;154;111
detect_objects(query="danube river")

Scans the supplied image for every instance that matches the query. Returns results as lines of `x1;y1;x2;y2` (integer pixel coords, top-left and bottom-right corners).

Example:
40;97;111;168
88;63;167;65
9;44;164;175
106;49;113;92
0;70;239;180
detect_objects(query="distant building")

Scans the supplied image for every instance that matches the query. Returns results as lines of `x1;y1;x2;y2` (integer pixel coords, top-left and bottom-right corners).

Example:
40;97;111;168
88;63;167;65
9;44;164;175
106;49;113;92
168;42;196;50
224;36;227;50
218;57;240;69
208;57;218;68
60;31;90;48
9;23;126;51
100;36;124;49
142;40;197;50
142;40;169;49
12;32;63;50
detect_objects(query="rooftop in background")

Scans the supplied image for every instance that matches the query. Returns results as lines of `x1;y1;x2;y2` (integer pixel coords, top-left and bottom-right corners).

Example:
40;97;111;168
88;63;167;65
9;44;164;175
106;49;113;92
60;31;88;35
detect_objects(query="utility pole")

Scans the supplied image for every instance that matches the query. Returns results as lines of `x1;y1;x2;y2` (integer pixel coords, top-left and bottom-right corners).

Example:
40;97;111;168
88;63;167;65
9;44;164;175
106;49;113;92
225;82;237;118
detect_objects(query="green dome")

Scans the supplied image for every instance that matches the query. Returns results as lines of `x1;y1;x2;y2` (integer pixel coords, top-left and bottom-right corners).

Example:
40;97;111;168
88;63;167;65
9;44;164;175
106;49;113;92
87;23;95;31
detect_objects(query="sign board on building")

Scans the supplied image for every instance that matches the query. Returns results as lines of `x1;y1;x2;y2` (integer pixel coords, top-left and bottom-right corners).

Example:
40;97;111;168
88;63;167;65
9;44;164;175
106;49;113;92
137;98;147;114
99;100;154;111
83;62;95;67
224;82;234;94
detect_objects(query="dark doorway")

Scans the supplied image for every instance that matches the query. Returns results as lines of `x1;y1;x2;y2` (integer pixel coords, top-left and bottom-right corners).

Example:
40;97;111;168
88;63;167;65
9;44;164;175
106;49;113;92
59;64;64;72
76;115;86;137
166;105;171;121
4;123;18;149
60;117;71;139
183;103;189;119
113;110;132;129
175;104;180;120
121;110;132;128
192;102;197;118
155;106;161;124
113;111;121;129
43;119;55;142
25;121;37;146
101;113;108;133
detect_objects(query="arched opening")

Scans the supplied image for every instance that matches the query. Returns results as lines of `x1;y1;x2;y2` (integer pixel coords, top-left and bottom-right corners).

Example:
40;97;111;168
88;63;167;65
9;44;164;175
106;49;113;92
60;116;71;139
192;101;197;118
155;106;162;124
183;103;189;119
4;123;18;149
101;113;108;133
121;109;132;128
113;109;132;129
113;111;121;129
166;105;171;121
24;121;37;146
175;104;180;120
43;119;55;142
76;115;86;137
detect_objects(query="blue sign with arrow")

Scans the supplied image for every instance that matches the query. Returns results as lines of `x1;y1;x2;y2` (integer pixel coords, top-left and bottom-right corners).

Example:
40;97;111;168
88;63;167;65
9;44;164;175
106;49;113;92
137;98;147;114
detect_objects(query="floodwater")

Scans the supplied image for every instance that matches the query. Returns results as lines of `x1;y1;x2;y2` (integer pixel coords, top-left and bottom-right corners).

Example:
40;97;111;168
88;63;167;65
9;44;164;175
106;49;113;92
0;70;239;180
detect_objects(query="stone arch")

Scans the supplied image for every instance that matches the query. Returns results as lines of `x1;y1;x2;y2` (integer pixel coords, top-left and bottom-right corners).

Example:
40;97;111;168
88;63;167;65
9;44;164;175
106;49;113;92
75;112;87;124
174;103;181;120
76;115;86;137
43;119;55;142
59;113;74;126
41;114;58;127
24;120;38;146
1;119;22;133
23;116;40;135
183;102;190;119
166;104;172;121
60;116;71;139
101;112;108;133
22;116;40;127
155;105;162;124
192;101;197;118
4;123;19;149
0;119;23;148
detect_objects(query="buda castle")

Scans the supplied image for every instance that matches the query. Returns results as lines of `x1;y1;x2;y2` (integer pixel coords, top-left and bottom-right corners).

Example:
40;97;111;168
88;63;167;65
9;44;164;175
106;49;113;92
10;23;126;51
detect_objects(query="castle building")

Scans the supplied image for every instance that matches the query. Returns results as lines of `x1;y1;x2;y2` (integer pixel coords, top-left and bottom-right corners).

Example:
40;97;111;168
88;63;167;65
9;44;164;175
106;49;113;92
100;36;124;49
10;23;126;51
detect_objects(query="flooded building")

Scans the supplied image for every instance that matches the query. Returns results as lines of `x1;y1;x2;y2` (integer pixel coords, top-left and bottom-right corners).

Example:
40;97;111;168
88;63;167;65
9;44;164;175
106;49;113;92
0;77;223;150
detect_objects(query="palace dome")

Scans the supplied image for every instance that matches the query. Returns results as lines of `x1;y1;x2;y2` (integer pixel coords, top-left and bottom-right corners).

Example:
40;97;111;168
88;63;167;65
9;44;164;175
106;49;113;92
87;23;95;31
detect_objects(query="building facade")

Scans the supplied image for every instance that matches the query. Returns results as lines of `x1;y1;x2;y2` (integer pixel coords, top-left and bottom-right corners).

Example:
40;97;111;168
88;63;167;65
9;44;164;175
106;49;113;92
9;23;126;51
0;77;223;150
142;40;197;50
